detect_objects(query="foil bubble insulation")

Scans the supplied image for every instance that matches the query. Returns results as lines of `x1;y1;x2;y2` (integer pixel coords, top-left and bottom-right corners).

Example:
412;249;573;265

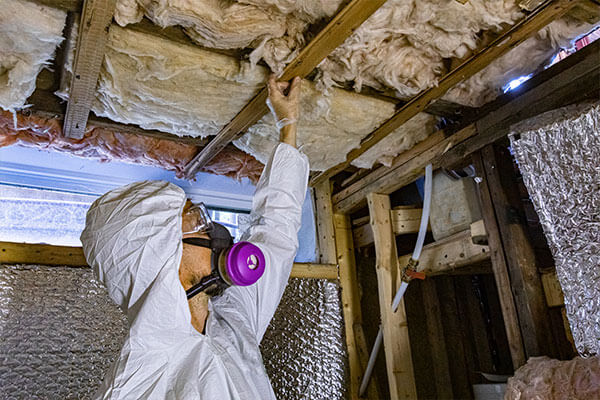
0;265;347;399
509;101;600;356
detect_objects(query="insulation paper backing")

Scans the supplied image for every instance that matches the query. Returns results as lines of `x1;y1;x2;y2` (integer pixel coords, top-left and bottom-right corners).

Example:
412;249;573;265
0;265;347;399
509;102;600;356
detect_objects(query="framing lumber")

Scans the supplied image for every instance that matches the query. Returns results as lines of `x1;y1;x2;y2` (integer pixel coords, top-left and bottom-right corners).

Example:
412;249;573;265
481;145;554;358
310;0;580;186
420;279;453;399
472;152;527;369
367;193;417;400
333;214;380;400
314;181;337;264
541;271;564;307
334;125;477;214
353;207;425;248
0;242;336;280
440;37;600;168
334;31;600;215
182;0;387;179
63;0;116;139
397;227;491;277
25;0;82;11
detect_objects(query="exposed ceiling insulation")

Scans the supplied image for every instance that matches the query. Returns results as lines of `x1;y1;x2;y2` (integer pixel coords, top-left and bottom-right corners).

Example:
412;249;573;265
446;16;596;106
60;24;437;171
0;110;264;182
0;0;596;179
112;0;594;107
0;0;65;111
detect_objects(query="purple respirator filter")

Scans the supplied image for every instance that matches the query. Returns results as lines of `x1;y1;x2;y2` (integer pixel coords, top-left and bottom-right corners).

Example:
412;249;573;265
219;241;265;286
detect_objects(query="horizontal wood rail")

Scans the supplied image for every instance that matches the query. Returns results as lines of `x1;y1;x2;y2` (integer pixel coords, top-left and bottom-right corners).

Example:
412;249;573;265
0;242;338;280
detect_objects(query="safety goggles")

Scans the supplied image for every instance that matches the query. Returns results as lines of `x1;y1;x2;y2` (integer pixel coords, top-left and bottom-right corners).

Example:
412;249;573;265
182;202;213;235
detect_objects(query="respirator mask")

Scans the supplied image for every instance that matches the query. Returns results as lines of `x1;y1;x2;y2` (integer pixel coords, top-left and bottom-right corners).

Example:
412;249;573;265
182;203;265;300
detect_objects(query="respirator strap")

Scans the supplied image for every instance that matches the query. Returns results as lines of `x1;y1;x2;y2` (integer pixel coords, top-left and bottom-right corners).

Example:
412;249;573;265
183;237;212;248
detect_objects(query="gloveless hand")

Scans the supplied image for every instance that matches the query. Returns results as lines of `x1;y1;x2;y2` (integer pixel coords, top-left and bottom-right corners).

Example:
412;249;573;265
267;75;301;147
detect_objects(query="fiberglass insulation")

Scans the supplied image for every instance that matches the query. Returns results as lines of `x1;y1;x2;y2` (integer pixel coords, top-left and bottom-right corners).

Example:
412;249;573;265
0;0;65;111
113;0;594;107
87;25;436;171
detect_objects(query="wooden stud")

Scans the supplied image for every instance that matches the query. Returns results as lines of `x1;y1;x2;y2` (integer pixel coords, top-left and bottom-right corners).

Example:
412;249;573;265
0;242;336;280
481;145;553;358
367;193;417;400
335;125;477;214
472;152;527;369
473;153;526;370
0;241;88;266
311;0;580;186
63;0;116;139
541;270;564;307
182;0;387;178
421;279;453;399
397;228;491;277
334;214;380;400
353;207;425;248
440;38;600;169
334;35;600;216
314;181;337;264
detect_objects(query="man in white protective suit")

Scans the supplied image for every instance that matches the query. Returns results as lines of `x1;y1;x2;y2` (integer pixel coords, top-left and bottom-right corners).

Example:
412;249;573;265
80;75;308;399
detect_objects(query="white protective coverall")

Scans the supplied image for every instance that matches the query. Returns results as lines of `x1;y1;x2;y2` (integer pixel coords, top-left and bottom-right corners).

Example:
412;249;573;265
81;143;309;399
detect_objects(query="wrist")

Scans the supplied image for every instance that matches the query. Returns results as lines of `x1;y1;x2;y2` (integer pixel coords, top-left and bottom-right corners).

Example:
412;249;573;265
280;124;297;148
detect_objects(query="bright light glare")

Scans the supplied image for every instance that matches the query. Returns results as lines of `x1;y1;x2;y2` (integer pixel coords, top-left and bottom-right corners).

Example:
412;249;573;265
503;75;532;93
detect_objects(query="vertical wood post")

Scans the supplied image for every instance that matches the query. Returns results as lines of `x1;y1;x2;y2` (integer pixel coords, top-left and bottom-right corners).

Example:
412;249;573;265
314;181;337;264
316;181;378;399
481;145;553;358
421;279;453;399
367;193;417;400
473;152;527;369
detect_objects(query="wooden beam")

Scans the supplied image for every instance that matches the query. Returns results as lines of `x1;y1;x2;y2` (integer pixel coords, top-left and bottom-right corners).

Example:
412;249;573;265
472;152;527;369
440;37;600;168
63;0;116;139
0;242;87;266
397;227;491;277
25;0;82;12
0;242;335;279
334;214;380;400
481;145;554;358
420;279;453;399
333;31;600;215
310;0;580;186
182;0;387;179
353;207;425;248
367;193;417;400
541;270;564;307
334;125;477;214
314;181;337;264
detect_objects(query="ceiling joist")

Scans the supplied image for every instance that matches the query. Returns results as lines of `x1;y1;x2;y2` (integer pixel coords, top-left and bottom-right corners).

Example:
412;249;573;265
333;37;600;214
62;0;115;139
182;0;388;179
310;0;581;186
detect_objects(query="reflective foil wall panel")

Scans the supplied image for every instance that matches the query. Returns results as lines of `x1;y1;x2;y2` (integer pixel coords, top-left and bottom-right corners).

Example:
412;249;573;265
0;265;347;399
510;102;600;356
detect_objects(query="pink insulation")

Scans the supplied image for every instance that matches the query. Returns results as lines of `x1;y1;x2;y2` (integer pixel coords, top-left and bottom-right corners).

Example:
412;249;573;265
0;111;264;182
505;356;600;400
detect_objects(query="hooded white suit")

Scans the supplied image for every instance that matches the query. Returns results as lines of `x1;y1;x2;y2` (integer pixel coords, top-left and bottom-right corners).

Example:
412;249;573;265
81;143;309;399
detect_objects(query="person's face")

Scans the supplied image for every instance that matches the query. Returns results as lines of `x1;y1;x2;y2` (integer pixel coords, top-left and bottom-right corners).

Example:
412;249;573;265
179;200;213;332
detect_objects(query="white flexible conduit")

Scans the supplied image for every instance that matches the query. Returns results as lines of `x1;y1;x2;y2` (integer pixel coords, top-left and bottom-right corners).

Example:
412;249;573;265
359;164;433;397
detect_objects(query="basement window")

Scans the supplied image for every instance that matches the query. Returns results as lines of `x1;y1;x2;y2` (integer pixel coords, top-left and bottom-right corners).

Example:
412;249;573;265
0;184;246;246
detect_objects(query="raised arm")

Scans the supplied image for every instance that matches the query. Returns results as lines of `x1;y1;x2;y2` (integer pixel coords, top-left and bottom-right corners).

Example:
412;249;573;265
217;76;309;341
